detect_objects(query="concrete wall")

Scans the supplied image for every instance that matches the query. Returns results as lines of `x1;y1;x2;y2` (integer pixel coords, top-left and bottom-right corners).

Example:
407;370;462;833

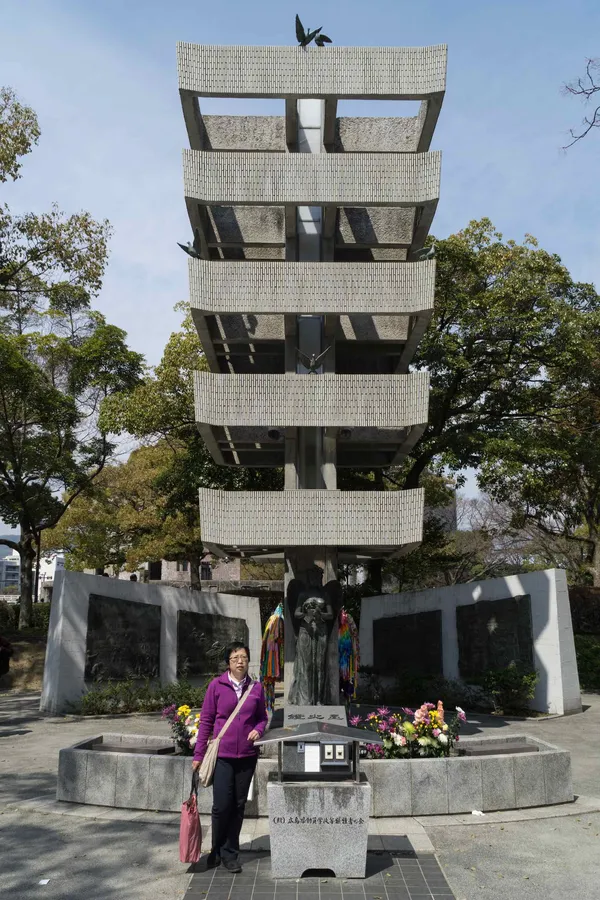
40;571;261;716
359;568;581;716
57;732;573;816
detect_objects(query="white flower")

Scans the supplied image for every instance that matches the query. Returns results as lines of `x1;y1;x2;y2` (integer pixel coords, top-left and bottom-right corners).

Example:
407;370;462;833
392;733;403;746
438;733;448;745
189;735;197;747
455;706;464;715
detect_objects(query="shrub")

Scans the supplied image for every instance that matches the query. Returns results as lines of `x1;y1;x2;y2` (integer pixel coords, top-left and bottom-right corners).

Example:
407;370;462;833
70;678;210;716
0;601;18;632
574;634;600;690
390;672;492;712
481;663;539;714
0;602;51;634
356;665;385;704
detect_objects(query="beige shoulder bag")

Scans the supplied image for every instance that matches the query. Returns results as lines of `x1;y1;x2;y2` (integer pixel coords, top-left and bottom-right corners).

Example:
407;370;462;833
198;681;256;788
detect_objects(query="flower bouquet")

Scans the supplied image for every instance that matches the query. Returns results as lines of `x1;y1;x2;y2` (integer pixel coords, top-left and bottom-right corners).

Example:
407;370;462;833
351;702;467;759
162;704;200;755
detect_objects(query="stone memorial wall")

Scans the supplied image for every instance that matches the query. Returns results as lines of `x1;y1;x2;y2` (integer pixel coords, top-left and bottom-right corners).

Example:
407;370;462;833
41;570;261;715
359;568;581;715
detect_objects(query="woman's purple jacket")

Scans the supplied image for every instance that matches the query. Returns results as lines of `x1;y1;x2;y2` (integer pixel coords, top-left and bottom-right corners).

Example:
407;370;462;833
193;672;268;764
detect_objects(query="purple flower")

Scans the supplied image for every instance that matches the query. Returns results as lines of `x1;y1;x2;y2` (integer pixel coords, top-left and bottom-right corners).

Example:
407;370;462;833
350;715;362;726
378;720;389;732
402;707;414;716
377;706;390;716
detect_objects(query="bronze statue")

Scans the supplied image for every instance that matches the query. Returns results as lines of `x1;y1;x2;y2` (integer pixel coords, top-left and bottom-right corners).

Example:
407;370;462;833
287;566;342;705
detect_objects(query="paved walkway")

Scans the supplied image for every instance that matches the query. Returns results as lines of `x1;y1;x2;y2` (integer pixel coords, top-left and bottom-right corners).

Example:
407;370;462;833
1;691;599;899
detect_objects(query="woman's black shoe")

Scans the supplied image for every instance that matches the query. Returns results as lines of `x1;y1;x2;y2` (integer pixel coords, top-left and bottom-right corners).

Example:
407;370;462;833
222;859;242;874
205;851;220;869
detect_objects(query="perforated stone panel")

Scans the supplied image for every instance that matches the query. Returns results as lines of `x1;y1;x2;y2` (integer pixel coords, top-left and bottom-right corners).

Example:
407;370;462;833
177;43;447;98
194;372;429;427
183;149;441;207
189;258;435;315
198;488;424;548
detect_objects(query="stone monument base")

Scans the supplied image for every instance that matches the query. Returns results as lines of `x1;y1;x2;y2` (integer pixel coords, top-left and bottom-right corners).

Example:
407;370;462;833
267;776;371;878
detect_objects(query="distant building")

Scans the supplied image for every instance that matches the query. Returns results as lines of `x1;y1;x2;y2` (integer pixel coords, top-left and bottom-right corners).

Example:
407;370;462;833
0;551;20;593
37;552;65;601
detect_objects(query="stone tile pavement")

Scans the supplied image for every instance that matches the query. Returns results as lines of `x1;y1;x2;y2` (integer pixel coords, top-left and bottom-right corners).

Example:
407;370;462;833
186;851;456;900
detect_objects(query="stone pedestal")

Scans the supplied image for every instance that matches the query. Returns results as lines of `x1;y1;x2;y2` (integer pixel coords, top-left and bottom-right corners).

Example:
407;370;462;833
267;777;371;878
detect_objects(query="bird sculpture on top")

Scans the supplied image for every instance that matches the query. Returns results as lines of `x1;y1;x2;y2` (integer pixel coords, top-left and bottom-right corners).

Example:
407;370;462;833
295;14;332;49
413;243;436;261
177;229;202;259
296;345;332;373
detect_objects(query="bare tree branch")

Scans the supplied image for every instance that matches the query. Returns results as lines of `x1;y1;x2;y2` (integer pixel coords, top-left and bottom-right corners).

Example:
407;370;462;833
563;58;600;147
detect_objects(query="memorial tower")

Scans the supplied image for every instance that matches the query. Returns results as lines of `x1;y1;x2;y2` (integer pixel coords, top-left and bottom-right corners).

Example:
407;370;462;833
178;42;446;705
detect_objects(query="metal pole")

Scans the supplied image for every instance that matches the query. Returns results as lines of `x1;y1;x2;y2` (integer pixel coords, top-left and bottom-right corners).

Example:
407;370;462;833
278;741;283;782
353;741;360;784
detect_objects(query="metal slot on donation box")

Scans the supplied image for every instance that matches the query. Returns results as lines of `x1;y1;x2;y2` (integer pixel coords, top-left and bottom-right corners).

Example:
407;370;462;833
321;742;348;767
254;718;383;784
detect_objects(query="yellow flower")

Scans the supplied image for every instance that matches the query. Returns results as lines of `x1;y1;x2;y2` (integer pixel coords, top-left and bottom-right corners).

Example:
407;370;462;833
177;705;191;717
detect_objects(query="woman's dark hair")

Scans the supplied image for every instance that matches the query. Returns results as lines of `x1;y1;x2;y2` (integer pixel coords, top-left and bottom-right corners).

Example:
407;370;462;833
224;641;250;666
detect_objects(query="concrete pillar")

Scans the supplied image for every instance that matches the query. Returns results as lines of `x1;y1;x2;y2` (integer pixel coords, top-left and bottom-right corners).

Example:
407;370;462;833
283;99;339;706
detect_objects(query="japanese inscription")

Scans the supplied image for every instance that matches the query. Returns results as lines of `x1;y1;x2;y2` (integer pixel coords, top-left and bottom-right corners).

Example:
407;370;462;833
272;816;364;825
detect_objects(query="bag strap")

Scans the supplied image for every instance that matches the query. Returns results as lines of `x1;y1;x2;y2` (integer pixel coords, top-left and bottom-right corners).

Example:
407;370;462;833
190;768;199;799
214;679;255;742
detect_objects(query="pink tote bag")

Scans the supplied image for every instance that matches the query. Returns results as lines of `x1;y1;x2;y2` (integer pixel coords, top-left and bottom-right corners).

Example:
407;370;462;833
180;772;201;864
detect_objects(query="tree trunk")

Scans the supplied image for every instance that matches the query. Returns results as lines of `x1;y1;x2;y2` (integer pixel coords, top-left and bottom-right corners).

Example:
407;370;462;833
368;560;383;594
189;555;202;590
18;533;36;629
591;533;600;588
34;532;41;604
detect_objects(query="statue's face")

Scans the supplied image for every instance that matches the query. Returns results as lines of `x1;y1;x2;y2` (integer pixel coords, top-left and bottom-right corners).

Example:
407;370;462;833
303;596;324;614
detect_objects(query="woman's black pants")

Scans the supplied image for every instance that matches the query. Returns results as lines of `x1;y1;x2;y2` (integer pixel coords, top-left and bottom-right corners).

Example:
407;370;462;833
211;756;257;861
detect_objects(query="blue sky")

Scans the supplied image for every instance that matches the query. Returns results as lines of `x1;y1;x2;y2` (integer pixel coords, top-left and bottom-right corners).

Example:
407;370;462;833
2;0;600;531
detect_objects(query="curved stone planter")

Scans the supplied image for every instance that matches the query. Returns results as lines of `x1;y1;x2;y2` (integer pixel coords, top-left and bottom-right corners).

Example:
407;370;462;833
57;732;573;816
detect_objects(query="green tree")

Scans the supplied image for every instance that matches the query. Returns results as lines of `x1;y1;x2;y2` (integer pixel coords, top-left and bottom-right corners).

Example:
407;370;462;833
404;219;590;490
99;308;281;580
0;87;143;626
342;220;598;592
0;86;40;183
43;443;207;582
479;383;600;586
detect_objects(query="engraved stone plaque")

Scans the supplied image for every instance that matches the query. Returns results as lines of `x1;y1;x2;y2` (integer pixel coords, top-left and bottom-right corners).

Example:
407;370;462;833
177;610;249;677
373;610;443;677
456;594;534;678
85;594;160;681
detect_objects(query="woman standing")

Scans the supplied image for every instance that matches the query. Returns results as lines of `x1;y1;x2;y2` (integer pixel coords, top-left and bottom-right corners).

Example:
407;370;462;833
192;641;268;873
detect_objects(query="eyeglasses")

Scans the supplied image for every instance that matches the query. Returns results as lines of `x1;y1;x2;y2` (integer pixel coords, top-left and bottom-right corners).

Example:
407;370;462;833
229;655;249;662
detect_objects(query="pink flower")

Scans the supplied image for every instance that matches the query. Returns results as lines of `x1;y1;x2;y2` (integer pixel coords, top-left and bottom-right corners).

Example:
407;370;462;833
433;728;441;737
402;708;414;716
377;707;390;716
379;720;389;732
350;715;362;726
367;712;377;720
